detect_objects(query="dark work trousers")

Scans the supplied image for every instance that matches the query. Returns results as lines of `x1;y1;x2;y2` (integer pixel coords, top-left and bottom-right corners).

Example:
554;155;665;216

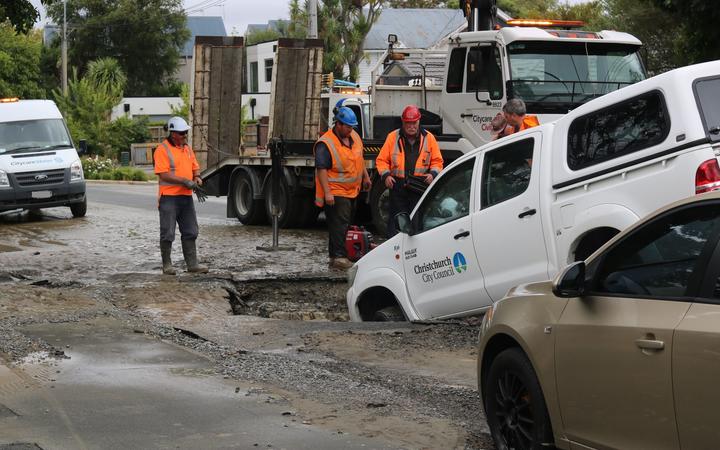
324;196;356;258
159;195;199;243
386;181;422;238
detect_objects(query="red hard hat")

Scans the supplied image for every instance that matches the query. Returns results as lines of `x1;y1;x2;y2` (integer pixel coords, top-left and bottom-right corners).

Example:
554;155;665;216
401;105;421;122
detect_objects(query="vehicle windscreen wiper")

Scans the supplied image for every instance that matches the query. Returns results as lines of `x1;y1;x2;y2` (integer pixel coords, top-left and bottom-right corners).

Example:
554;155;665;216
42;144;73;150
0;146;44;155
708;126;720;135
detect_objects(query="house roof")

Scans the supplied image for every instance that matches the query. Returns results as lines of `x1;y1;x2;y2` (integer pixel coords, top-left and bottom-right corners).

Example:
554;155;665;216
246;20;289;35
364;8;466;50
183;16;227;57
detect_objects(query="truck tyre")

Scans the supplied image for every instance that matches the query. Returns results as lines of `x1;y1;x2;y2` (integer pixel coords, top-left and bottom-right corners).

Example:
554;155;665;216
372;306;405;322
231;170;266;225
369;179;390;237
264;173;302;228
70;197;87;218
296;190;320;228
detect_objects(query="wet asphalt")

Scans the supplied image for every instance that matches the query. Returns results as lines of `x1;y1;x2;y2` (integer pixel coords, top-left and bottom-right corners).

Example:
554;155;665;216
0;181;491;449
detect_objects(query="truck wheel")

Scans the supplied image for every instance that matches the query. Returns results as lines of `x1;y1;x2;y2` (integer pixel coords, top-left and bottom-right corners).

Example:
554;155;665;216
264;174;302;228
296;190;320;228
70;198;87;218
372;306;405;322
232;170;266;225
369;179;390;237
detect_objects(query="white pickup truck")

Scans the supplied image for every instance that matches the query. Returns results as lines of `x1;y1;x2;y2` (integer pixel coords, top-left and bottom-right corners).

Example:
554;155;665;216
347;60;720;322
0;99;87;217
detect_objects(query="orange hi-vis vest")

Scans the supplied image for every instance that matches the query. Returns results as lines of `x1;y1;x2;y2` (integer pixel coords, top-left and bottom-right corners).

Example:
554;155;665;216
518;114;540;131
154;139;200;196
314;129;364;207
376;129;443;180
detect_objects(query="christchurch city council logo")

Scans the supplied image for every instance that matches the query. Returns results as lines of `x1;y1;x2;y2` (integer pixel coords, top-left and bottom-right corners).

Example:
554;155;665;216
453;252;467;273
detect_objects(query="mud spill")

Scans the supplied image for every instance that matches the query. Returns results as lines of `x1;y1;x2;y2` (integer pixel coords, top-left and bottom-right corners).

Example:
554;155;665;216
226;276;349;321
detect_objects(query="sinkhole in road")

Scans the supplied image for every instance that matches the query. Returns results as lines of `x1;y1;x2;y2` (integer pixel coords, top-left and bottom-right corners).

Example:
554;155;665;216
224;275;350;321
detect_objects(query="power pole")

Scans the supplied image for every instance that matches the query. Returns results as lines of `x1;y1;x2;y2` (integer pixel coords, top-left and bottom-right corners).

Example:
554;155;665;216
308;0;318;39
62;0;68;95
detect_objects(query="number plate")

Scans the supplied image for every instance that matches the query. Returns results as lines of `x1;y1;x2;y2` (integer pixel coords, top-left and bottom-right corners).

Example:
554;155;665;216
31;190;52;199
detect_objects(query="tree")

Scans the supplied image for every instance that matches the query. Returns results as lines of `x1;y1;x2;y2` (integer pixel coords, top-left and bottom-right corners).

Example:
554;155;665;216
386;0;456;6
288;0;383;81
598;0;685;74
0;0;39;34
44;0;190;96
650;0;720;65
0;22;45;98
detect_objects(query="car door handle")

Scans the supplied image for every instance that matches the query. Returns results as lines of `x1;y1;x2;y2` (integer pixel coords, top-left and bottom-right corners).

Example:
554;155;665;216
518;208;537;219
635;339;664;350
460;113;473;118
454;230;470;240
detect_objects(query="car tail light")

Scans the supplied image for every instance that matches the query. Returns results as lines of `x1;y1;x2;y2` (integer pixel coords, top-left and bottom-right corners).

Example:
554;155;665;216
695;159;720;194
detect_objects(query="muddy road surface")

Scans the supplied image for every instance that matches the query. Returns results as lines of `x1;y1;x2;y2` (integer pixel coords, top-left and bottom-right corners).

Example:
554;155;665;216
0;183;492;449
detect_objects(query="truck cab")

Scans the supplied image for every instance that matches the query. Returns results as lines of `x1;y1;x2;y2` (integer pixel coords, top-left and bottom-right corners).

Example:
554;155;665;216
441;24;645;150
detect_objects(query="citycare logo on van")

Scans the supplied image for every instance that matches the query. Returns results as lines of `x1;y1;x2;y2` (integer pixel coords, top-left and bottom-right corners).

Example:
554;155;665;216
414;252;469;284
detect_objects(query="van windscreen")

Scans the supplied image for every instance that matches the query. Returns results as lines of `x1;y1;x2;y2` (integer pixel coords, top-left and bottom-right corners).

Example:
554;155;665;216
0;119;73;154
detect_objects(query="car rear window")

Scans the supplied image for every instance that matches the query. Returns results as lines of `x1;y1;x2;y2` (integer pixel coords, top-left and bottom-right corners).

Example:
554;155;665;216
567;90;670;171
693;76;720;143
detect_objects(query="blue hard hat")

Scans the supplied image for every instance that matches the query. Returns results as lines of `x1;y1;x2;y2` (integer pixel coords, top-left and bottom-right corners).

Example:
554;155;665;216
335;106;358;127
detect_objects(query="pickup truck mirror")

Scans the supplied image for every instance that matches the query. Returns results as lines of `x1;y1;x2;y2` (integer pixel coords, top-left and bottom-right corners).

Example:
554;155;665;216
552;261;586;298
78;139;88;155
394;212;413;235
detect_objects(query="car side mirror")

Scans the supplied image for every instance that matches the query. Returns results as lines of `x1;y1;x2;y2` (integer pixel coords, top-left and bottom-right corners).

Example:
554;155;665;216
394;212;414;236
78;139;88;155
552;261;586;298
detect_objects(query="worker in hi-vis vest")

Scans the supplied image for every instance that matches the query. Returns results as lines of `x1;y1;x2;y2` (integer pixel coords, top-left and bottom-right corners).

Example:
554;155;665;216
491;98;540;140
376;105;444;237
314;106;371;270
153;116;208;275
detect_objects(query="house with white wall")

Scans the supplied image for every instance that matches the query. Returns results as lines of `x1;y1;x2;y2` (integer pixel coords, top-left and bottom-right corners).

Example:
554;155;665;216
243;40;276;120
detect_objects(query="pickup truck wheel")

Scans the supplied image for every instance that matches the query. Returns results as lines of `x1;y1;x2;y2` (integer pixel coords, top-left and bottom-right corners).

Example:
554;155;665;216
372;306;405;322
369;179;390;237
70;198;87;218
264;174;301;228
232;170;266;225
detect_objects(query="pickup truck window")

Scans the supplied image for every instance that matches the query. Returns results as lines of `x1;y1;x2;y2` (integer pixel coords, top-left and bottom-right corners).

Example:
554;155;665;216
590;203;720;299
446;48;466;93
481;138;534;208
466;46;503;100
507;41;645;112
415;158;474;233
693;76;720;143
567;90;669;171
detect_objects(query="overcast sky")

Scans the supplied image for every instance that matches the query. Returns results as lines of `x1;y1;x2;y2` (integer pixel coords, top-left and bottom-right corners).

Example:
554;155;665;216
29;0;291;36
30;0;588;36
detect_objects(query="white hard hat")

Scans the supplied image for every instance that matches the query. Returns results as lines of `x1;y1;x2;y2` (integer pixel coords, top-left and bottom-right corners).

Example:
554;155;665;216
167;116;190;133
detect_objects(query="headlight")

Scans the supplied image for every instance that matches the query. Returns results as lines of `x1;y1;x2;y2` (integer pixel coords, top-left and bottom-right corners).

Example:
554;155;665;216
70;160;84;181
347;264;358;286
0;169;9;187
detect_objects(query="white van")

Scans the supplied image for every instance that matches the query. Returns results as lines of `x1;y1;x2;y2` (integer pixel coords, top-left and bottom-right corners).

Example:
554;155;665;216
347;60;720;322
0;99;86;217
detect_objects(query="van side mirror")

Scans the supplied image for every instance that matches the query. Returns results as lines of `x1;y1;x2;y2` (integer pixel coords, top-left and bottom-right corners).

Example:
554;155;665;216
552;261;586;297
78;139;88;155
475;91;492;106
394;212;413;235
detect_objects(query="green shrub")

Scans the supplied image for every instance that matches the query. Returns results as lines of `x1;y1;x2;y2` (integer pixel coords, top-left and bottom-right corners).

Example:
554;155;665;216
81;157;150;181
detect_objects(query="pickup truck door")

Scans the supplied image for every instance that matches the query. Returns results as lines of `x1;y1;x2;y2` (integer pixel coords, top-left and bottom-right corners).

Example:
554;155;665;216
402;157;491;319
471;134;550;301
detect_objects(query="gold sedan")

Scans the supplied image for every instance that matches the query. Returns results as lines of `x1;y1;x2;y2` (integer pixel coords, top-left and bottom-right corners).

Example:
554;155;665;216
478;191;720;449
